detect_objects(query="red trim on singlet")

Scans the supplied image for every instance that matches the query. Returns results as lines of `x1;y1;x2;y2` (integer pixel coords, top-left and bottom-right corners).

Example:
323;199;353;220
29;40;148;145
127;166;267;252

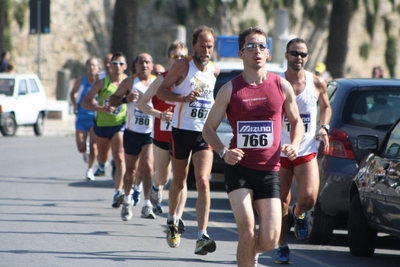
152;71;175;143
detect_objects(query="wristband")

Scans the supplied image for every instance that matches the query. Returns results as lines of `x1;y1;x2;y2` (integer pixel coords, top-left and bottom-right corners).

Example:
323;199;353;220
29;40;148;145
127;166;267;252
183;95;186;103
122;96;127;104
159;112;162;119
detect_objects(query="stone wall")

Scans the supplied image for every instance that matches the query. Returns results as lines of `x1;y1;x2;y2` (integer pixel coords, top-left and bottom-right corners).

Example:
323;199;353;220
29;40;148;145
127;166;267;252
7;0;399;100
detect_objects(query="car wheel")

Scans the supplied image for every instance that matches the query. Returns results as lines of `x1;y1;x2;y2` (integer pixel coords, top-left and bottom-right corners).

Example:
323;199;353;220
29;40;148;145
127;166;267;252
33;113;45;136
348;194;377;257
0;113;17;137
308;199;335;245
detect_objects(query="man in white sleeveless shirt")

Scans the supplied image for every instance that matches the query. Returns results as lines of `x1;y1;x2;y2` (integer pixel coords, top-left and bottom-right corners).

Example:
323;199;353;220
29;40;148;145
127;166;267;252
157;26;220;256
276;38;332;264
110;53;157;221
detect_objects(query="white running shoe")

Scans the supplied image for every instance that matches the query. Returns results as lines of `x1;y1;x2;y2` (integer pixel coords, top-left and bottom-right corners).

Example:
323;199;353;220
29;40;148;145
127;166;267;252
86;169;95;181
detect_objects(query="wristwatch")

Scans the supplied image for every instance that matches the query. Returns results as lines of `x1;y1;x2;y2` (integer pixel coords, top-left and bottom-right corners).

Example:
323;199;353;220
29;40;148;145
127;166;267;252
320;124;330;134
219;148;228;159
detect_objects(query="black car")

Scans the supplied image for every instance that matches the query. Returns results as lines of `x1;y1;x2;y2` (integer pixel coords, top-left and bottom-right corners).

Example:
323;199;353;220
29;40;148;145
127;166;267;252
310;78;400;244
348;117;400;257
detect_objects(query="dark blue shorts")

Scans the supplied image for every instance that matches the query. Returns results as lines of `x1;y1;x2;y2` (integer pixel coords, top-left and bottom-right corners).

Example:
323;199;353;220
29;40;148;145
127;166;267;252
94;123;125;140
224;163;280;200
123;129;152;156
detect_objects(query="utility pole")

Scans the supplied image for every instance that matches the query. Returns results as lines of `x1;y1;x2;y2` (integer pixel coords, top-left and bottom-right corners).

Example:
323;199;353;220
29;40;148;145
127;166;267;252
221;0;233;35
37;0;41;79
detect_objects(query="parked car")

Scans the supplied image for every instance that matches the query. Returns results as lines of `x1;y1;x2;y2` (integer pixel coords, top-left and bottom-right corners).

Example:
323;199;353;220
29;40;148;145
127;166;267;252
348;117;400;257
0;73;48;136
309;78;400;245
187;61;286;189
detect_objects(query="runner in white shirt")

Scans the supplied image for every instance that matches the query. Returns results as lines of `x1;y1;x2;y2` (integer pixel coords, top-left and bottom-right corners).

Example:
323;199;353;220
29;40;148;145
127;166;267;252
157;26;220;256
276;38;331;264
109;53;157;221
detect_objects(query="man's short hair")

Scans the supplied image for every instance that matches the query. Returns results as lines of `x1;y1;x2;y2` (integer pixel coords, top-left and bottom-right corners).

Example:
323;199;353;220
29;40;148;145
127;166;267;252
192;25;215;46
286;38;308;52
167;41;188;58
238;27;268;51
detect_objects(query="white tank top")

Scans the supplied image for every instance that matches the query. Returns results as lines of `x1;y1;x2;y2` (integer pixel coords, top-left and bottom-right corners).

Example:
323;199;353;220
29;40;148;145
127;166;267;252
126;76;155;133
280;71;318;157
171;58;216;131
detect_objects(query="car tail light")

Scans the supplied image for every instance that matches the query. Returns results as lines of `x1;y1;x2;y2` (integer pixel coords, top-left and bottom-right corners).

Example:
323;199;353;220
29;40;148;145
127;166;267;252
323;128;355;159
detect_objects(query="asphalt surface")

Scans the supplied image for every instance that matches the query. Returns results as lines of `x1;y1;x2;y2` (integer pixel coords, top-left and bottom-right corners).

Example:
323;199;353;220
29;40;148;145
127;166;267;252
1;117;400;266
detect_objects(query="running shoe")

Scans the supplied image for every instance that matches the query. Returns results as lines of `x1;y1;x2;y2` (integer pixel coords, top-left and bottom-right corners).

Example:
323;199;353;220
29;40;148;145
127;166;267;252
112;190;124;208
275;245;290;264
153;205;163;215
132;189;141;206
121;201;133;221
149;186;162;206
94;167;105;177
86;169;95;181
178;217;186;234
292;203;309;241
194;233;216;255
166;220;180;248
141;205;156;219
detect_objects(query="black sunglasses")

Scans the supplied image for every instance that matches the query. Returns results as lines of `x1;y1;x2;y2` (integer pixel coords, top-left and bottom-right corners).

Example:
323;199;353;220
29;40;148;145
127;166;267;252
288;51;308;58
112;61;126;66
241;43;268;51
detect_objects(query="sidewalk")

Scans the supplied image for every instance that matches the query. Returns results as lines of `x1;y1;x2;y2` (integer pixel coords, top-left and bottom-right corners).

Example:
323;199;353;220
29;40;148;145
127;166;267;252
15;115;75;137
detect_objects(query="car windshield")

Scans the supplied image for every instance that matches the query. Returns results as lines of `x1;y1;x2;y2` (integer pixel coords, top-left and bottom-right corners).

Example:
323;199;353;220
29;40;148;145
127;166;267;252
342;88;400;129
0;78;15;96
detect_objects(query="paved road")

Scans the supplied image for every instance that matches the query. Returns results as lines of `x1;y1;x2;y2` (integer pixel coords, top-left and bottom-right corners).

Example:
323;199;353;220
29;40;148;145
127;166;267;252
1;131;400;266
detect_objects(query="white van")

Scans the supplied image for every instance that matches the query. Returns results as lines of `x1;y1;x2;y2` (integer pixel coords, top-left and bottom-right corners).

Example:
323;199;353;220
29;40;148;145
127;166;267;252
0;73;48;136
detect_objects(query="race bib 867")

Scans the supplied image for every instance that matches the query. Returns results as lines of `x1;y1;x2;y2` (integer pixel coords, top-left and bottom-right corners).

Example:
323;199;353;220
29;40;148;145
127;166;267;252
237;121;273;148
185;99;212;120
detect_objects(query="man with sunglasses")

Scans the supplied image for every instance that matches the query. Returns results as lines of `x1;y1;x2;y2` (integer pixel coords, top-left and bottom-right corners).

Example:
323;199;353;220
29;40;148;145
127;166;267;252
109;53;158;221
152;63;166;76
82;52;128;209
203;27;304;267
138;41;189;229
157;26;220;255
275;38;331;264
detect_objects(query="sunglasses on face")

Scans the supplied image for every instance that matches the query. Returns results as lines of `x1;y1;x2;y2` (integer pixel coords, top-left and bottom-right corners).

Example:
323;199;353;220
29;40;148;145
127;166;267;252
288;51;308;58
241;43;268;51
112;61;126;66
170;54;187;59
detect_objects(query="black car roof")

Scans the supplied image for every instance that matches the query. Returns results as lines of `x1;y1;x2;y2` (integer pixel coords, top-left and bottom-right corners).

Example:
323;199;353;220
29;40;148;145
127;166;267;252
332;78;400;87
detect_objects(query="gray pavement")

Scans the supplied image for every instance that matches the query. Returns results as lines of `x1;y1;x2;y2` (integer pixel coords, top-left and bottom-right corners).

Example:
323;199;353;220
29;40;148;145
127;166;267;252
3;117;400;266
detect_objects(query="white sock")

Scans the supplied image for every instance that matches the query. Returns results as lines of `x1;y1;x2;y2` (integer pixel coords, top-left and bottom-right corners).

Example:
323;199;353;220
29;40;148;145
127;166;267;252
134;183;143;192
124;194;132;203
143;199;152;207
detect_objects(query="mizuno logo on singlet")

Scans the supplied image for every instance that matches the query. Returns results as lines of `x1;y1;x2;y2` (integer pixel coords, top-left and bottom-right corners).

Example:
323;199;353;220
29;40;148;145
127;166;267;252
189;100;212;109
238;121;272;134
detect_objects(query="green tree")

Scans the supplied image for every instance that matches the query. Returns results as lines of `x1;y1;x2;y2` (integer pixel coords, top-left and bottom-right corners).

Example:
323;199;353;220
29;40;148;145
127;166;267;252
0;0;8;53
